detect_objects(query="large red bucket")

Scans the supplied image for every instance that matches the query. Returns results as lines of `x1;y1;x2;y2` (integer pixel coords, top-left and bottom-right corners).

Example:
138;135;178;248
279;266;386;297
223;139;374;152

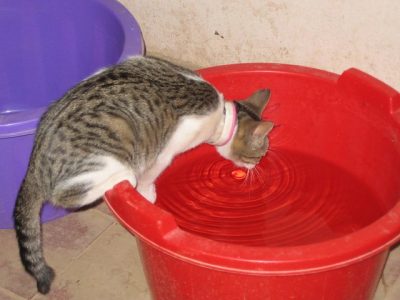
105;63;400;300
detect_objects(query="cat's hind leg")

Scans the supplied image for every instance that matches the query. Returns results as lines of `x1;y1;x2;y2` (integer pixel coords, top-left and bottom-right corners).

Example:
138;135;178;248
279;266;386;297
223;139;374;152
51;156;136;209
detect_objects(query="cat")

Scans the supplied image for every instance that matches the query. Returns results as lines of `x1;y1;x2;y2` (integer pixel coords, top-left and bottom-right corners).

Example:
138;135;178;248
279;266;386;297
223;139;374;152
13;56;274;294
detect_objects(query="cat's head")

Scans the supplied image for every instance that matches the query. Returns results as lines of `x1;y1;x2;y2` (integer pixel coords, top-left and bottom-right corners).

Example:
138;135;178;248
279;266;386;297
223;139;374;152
217;89;274;169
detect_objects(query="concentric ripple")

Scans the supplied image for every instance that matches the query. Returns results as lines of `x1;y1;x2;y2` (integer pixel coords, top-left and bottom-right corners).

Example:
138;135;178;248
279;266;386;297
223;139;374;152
156;146;386;247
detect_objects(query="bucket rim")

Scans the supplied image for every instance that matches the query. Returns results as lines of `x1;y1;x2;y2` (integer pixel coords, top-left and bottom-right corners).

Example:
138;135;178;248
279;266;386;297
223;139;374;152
105;63;400;274
105;181;400;275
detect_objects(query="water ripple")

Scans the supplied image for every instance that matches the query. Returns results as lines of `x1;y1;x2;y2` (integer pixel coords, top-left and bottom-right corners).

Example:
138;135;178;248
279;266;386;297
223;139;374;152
156;146;384;247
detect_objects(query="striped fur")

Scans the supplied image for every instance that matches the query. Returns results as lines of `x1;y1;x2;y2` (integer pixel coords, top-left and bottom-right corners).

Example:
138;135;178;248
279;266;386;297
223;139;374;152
13;56;273;294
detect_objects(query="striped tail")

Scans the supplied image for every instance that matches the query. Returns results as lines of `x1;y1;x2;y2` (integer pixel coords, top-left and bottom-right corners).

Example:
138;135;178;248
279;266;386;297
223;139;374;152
13;174;55;294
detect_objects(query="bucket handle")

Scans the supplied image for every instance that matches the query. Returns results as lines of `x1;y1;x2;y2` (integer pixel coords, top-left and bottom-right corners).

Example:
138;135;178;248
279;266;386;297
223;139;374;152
337;68;400;120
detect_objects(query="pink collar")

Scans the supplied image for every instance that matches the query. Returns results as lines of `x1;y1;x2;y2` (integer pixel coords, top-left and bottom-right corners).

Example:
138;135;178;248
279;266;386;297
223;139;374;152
213;102;237;146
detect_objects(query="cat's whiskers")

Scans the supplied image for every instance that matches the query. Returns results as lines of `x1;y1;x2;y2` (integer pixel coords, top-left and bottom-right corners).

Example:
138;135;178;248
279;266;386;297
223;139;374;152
253;165;263;183
267;147;281;159
240;168;251;188
247;168;253;201
250;167;255;186
268;147;280;153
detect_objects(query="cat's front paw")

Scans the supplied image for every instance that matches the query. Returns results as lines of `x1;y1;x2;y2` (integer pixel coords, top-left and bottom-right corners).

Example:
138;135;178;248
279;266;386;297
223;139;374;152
138;184;157;204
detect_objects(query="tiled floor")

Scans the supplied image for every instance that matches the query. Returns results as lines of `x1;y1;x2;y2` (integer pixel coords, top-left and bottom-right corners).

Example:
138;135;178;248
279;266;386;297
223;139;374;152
0;202;151;300
1;201;399;300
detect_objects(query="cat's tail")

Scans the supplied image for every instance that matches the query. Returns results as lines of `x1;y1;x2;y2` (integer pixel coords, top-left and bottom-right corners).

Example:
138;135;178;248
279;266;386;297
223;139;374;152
13;171;55;294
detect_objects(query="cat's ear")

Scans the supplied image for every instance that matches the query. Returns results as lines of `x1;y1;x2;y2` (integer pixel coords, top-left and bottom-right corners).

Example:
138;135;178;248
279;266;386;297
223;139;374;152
253;121;274;138
245;89;271;116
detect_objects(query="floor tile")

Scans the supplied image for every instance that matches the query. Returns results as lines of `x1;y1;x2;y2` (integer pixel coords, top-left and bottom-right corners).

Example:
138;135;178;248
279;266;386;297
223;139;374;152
375;244;400;300
0;287;25;300
0;227;36;299
0;209;113;298
94;200;114;217
32;223;151;300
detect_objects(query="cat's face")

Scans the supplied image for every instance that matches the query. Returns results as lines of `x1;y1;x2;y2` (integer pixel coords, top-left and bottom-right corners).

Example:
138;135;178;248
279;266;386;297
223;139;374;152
217;89;274;169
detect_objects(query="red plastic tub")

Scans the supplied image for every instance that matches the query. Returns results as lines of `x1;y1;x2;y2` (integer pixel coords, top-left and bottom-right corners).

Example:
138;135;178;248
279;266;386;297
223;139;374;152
105;63;400;300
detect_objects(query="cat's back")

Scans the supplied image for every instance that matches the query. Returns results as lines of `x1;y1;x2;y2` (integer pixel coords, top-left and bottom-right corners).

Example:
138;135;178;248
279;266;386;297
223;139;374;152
121;56;220;114
33;56;221;162
41;56;219;123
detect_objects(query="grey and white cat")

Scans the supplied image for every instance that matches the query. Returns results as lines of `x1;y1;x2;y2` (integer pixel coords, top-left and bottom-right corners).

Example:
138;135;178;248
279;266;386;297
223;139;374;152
13;56;274;294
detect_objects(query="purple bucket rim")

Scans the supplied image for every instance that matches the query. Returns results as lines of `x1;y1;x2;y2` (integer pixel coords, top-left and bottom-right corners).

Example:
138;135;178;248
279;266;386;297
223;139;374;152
0;108;46;138
95;0;145;61
0;0;144;139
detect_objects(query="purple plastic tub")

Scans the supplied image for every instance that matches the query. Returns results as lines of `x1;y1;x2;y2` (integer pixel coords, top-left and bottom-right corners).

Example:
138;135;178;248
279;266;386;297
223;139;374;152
0;0;144;229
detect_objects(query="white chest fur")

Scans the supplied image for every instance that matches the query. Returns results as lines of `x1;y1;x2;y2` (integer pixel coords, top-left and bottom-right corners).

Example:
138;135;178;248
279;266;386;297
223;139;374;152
136;95;225;201
60;94;226;205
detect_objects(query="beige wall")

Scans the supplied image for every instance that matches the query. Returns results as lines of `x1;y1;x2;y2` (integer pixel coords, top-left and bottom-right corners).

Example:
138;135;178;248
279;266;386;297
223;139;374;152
119;0;400;90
